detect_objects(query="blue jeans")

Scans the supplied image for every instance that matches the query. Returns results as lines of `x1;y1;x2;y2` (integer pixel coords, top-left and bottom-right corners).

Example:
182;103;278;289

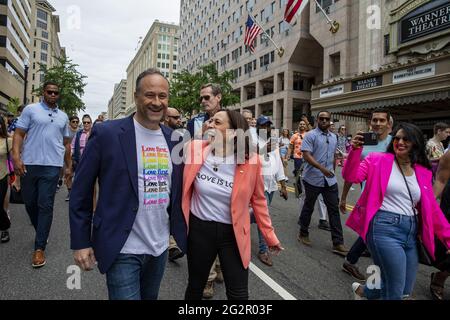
21;165;60;250
106;251;168;300
250;191;274;253
364;210;418;300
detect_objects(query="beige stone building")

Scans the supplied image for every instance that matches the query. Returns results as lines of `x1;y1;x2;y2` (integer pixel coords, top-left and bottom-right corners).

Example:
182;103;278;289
0;0;33;110
110;79;127;120
180;0;450;134
180;0;324;130
309;0;450;137
28;0;65;104
124;20;180;116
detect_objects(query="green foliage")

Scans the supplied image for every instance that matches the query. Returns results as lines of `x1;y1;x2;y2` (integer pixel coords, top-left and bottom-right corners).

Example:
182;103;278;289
6;97;21;115
170;62;240;117
34;56;87;115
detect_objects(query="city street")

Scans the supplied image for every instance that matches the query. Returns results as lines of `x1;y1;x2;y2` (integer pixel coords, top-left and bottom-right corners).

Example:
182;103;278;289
0;165;444;300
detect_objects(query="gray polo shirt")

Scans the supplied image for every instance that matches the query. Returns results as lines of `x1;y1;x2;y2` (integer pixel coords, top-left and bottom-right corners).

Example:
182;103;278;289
301;127;338;187
16;102;70;167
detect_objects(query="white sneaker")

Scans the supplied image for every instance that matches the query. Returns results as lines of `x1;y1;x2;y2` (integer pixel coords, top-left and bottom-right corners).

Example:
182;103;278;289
352;282;364;300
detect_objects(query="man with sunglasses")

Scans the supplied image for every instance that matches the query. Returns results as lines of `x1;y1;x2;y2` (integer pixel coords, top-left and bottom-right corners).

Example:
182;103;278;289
187;83;222;140
165;107;183;130
12;81;72;268
298;111;348;256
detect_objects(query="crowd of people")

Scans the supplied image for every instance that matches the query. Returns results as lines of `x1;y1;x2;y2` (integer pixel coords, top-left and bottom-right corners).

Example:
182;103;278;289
1;68;450;301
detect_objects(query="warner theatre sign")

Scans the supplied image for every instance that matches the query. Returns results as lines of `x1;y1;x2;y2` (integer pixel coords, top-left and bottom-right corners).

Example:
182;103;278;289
401;1;450;43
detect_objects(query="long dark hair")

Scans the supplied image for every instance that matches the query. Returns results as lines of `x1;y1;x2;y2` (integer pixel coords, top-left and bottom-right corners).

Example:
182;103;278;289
224;109;250;162
0;116;8;139
386;122;431;169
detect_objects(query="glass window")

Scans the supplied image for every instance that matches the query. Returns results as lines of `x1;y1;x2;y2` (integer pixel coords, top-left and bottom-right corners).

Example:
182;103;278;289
37;9;48;22
37;20;47;30
41;42;48;51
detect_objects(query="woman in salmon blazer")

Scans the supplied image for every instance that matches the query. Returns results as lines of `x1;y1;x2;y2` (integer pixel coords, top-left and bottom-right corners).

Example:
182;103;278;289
343;123;450;300
182;110;283;300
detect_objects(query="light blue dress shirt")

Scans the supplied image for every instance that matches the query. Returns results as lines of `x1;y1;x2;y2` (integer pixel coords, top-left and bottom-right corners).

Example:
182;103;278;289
16;102;70;167
301;127;338;187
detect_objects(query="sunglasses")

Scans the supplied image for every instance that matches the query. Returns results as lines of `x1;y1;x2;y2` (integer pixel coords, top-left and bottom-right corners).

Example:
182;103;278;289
319;117;331;121
199;95;212;102
83;121;91;125
168;116;181;120
394;136;410;143
46;90;59;96
71;120;79;124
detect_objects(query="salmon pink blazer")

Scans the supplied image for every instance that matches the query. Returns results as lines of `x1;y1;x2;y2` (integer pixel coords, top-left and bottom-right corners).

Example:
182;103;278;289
342;147;450;260
182;140;280;269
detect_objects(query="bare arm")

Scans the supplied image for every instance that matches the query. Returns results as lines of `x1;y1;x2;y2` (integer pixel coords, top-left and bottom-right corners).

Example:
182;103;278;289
339;181;353;214
286;143;294;160
434;152;450;199
12;128;26;176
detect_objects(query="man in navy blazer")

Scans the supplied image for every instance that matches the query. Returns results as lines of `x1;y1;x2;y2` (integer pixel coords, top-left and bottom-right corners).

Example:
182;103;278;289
69;69;186;300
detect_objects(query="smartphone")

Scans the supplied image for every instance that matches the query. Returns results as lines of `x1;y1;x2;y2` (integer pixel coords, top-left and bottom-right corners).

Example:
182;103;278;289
362;132;378;146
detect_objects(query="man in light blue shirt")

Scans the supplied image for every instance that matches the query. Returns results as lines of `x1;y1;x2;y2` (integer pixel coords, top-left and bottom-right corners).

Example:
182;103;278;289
12;81;72;269
298;111;348;256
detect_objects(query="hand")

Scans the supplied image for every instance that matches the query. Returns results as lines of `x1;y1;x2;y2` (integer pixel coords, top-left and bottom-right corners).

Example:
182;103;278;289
74;248;97;271
339;199;347;214
12;156;26;177
280;188;288;200
12;178;21;191
351;131;364;149
320;167;335;178
447;250;450;255
268;243;284;256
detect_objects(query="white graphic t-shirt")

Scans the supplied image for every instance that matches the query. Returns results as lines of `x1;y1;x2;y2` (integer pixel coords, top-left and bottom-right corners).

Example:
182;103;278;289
121;119;172;256
191;153;236;225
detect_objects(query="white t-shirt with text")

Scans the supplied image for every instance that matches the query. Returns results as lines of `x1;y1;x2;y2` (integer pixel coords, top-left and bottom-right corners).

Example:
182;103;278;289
121;120;172;256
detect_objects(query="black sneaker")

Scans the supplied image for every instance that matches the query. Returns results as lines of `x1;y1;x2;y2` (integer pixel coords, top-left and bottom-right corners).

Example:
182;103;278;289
1;231;10;243
318;220;331;231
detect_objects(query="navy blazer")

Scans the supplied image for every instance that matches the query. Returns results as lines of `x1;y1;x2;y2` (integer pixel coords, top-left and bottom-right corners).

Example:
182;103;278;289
69;115;187;274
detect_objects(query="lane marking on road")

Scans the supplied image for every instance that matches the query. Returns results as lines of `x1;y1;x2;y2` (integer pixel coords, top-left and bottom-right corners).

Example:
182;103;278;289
249;262;297;300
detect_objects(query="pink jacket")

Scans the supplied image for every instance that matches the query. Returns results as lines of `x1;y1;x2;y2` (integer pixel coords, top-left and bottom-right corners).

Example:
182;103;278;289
182;140;280;269
342;147;450;260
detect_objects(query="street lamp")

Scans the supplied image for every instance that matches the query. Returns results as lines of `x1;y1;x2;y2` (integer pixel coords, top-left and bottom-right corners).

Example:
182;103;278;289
23;58;29;105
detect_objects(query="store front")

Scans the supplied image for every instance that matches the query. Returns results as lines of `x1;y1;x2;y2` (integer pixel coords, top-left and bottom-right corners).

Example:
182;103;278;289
310;0;450;138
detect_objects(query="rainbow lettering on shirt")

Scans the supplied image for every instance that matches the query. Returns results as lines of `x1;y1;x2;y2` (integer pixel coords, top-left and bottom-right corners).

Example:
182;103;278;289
141;146;170;207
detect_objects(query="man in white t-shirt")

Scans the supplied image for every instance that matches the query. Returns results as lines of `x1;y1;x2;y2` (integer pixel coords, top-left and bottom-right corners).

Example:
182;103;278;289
70;69;186;300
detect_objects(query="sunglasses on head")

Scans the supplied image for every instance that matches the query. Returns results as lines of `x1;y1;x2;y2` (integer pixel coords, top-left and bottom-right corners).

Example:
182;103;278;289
46;90;59;96
199;95;212;102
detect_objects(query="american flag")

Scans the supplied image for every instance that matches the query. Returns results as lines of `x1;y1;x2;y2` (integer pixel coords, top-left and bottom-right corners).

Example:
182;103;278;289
244;15;262;53
284;0;305;23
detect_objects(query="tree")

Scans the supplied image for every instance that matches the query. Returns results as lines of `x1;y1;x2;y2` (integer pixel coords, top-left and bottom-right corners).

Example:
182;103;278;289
6;97;21;115
170;62;240;117
34;56;87;115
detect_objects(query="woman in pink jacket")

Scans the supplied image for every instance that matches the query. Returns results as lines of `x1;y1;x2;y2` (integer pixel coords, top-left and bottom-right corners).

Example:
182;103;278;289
182;110;283;300
343;123;450;300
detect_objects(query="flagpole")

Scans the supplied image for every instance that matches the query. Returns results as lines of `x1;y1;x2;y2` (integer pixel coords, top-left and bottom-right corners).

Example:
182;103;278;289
247;11;285;57
313;0;339;34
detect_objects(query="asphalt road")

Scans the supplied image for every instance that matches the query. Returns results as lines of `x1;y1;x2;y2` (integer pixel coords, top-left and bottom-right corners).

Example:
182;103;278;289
0;165;444;300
